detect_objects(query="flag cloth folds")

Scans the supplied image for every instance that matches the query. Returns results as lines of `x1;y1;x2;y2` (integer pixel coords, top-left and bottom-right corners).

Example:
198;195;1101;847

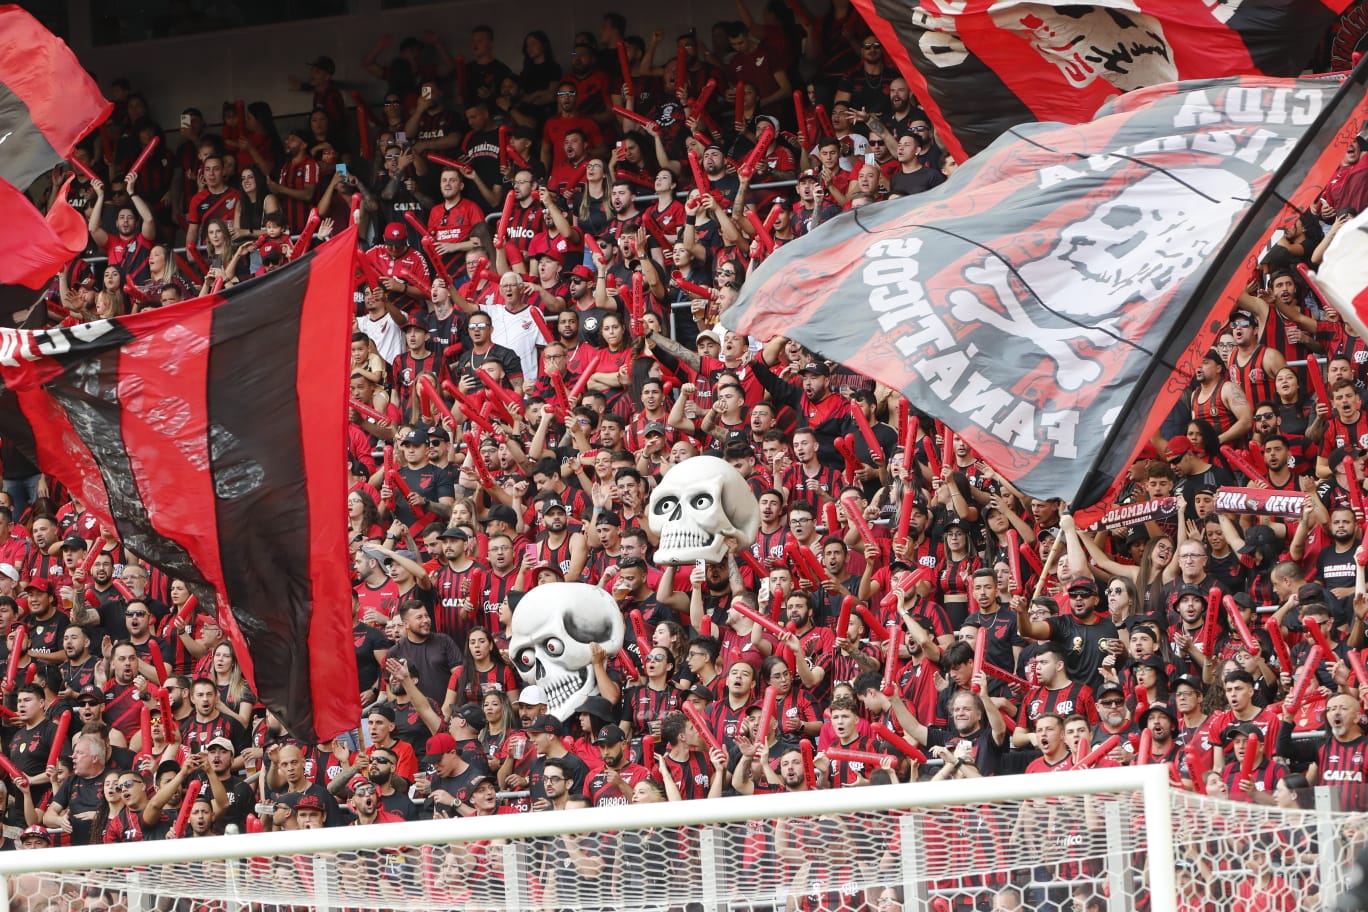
724;73;1368;522
0;229;360;742
854;0;1354;160
0;6;112;287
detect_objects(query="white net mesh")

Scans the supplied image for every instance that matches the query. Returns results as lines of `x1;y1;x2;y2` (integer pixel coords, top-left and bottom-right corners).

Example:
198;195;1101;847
2;772;1361;912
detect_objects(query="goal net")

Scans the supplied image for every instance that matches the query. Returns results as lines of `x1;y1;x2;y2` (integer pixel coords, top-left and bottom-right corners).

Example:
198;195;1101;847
0;766;1357;912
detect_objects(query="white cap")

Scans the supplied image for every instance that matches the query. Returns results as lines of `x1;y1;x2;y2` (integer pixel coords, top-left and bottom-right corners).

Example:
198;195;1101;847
514;684;547;706
0;564;18;583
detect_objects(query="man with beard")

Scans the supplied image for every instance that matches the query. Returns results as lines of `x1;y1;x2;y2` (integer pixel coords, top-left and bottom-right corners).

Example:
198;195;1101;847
1091;682;1134;751
1278;691;1368;811
200;735;255;832
55;625;99;706
532;494;588;581
250;129;319;234
1137;703;1181;768
900;676;1007;778
965;569;1022;679
385;602;462;704
1016;525;1118;690
431;528;480;641
586;725;651;806
365;746;417;819
1014;644;1096;742
1186;347;1252;446
1169;585;1212;678
1291;505;1360;625
346;777;406;825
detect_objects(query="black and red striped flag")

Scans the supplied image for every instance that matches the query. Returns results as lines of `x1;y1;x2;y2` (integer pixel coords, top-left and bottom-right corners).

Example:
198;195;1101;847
0;6;111;287
854;0;1354;160
0;230;360;742
724;72;1368;523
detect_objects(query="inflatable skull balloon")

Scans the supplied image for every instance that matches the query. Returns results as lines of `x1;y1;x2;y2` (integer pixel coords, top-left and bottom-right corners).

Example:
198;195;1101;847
648;455;760;565
508;583;624;720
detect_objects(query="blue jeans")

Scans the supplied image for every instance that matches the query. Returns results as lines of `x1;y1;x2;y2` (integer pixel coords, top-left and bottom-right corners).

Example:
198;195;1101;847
4;475;40;520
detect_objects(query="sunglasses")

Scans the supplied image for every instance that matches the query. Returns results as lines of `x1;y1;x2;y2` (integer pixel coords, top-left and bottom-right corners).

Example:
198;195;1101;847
1098;699;1125;706
126;610;149;617
646;652;668;662
1254;413;1275;420
862;42;881;49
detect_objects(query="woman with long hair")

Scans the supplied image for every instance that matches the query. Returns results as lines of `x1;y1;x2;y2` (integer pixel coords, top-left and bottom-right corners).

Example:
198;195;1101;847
348;489;385;544
573;158;609;236
95;263;129;319
1273;366;1311;435
138;243;193;303
519;30;560;109
584;311;636;417
1105;576;1140;627
624;642;680;741
234;164;282;243
445;627;520;714
937;517;980;628
206;641;256;726
1072;527;1176;617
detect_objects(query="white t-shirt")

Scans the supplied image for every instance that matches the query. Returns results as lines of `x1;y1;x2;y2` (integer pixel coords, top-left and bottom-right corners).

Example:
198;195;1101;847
357;313;404;364
487;303;544;383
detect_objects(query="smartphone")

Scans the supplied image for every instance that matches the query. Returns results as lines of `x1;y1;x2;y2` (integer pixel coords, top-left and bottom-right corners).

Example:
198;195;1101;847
523;544;538;562
395;131;408;145
180;113;191;129
336;162;348;178
422;86;433;100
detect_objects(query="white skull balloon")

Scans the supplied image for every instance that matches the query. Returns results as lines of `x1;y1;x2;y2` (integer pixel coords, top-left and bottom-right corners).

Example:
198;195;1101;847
507;583;624;720
648;455;760;565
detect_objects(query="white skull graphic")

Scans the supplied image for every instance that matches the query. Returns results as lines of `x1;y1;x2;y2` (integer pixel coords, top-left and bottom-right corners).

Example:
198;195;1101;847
648;455;760;565
507;583;623;720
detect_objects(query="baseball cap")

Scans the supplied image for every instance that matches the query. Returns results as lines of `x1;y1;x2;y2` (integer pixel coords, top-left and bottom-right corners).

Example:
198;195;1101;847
0;564;18;583
1230;308;1257;326
24;576;52;593
401;428;429;446
689;684;715;702
1097;681;1125;699
644;421;667;437
206;736;235;752
402;318;429;333
537;493;568;513
259;239;285;262
19;825;50;843
391;548;419;563
594;725;627;744
526;714;560;734
1139;702;1177;724
428;426;450;442
367;703;396;721
696;330;721;346
1165;436;1192;458
593;509;622;527
514;684;547;707
1169;673;1203;694
1237;525;1278;555
1222;721;1262;744
1067;577;1098;594
76;684;107;704
305;55;336;74
437;527;469;540
1136;442;1159;461
293;793;327;812
799;361;830;376
60;535;87;551
423;732;459;764
359;545;388;563
451;703;487;731
1175;582;1205;600
484;504;519;526
798;168;821;183
384;223;406;242
569;264;595;280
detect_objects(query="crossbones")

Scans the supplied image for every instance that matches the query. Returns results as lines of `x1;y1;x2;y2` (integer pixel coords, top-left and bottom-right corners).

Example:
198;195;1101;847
948;258;1120;391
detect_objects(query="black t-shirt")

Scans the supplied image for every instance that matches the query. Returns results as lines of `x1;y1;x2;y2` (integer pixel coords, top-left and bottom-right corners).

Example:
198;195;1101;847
52;771;105;844
889;166;944;197
1317;542;1359;625
926;724;1007;777
1046;612;1119;690
354;623;391;692
529;751;590;801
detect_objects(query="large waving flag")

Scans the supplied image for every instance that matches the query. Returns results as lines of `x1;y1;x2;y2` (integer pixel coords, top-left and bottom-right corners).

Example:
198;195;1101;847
0;6;111;287
0;231;361;742
724;73;1368;522
854;0;1354;160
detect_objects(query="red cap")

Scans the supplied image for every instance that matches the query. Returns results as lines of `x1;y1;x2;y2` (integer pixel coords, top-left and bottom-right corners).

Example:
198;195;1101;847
1165;436;1193;458
384;223;406;242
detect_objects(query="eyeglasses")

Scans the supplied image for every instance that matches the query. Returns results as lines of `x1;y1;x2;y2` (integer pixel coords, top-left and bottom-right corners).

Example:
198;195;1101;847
688;649;708;658
353;786;377;796
868;140;885;146
542;775;566;783
1178;553;1204;561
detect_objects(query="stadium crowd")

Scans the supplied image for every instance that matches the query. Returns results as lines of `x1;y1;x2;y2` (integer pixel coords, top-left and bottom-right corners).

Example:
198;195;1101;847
2;3;1368;911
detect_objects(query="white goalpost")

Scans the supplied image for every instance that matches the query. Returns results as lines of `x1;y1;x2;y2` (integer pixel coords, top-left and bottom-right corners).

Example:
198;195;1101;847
0;766;1183;912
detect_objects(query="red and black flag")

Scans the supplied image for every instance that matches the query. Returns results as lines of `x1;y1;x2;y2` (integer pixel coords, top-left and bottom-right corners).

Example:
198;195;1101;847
725;72;1368;524
854;0;1354;160
0;230;361;742
0;6;111;287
